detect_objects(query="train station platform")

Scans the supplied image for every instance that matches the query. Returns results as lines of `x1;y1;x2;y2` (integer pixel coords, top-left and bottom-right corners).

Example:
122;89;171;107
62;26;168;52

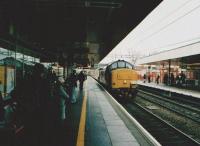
76;76;159;146
84;77;139;146
138;81;200;99
1;76;161;146
66;76;161;146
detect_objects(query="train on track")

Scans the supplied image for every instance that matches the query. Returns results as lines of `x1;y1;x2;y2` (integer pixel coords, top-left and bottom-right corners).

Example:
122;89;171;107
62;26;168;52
90;60;138;97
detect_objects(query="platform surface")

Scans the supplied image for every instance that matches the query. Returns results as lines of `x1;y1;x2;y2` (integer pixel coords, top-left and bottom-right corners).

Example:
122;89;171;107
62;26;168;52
85;77;140;146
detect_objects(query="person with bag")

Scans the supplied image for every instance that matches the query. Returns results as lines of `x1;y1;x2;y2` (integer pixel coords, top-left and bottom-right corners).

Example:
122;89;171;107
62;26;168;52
78;70;86;90
66;70;77;104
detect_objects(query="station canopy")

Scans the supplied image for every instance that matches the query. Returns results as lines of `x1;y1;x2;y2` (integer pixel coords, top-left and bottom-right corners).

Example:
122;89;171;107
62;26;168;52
136;42;200;65
100;0;200;65
0;0;162;65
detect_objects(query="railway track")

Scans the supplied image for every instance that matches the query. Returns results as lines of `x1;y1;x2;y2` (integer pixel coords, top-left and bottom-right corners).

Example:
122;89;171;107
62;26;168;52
122;102;200;146
137;88;200;123
138;85;200;108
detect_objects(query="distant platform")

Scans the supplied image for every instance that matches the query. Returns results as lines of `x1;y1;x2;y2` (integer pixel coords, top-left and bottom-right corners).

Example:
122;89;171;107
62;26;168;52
138;81;200;99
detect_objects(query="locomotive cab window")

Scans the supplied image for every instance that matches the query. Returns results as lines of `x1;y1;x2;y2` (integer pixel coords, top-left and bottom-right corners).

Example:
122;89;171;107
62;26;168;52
125;63;133;69
118;61;125;68
111;62;117;70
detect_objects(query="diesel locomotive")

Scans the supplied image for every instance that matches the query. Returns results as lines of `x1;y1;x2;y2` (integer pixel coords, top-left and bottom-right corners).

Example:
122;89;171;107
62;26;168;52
98;60;138;97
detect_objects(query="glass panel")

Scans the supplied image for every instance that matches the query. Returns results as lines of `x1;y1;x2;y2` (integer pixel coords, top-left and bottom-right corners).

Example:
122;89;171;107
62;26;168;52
0;46;39;97
111;63;117;69
118;61;125;68
126;63;132;69
0;48;15;98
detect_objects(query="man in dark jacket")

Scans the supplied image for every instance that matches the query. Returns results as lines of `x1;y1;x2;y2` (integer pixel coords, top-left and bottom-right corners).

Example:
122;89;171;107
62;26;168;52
66;70;77;103
78;71;86;90
14;63;51;146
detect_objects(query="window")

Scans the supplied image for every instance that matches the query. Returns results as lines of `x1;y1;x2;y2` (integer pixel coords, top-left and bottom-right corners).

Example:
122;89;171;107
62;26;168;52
111;63;117;69
0;47;40;97
126;63;132;69
118;61;125;68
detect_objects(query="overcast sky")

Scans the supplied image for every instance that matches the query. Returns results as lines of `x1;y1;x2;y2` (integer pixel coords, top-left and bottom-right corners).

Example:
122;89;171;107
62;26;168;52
100;0;200;64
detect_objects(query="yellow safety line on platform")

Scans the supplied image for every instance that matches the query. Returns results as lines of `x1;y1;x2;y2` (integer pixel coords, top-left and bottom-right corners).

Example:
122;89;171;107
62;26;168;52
76;82;87;146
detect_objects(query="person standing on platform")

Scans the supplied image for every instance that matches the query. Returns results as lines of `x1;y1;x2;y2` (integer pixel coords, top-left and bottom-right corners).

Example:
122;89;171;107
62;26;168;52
143;74;146;83
148;74;151;83
78;71;86;90
156;74;160;84
176;74;181;86
163;73;168;85
170;73;175;85
53;78;69;124
14;63;51;146
180;71;186;85
0;91;4;122
67;70;77;103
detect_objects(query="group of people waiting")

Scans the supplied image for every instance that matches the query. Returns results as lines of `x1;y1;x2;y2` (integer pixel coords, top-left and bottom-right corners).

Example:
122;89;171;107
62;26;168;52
143;71;186;86
1;63;87;146
65;69;86;103
163;71;186;86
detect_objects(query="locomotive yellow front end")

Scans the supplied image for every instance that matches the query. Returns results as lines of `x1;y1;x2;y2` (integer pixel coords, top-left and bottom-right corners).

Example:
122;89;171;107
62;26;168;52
111;68;138;96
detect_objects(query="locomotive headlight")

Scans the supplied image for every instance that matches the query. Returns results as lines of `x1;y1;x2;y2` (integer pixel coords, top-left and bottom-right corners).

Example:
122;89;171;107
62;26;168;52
123;80;127;84
130;80;138;88
131;80;137;85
